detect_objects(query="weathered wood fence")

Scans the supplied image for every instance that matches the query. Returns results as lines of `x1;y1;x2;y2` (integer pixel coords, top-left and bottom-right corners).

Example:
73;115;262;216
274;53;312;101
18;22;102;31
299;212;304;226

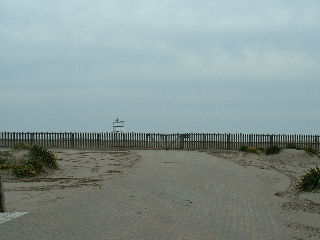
0;132;319;152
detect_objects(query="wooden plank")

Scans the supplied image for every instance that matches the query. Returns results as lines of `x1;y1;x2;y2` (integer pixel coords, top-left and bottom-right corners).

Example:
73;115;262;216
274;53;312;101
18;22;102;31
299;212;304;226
46;132;49;147
127;132;130;148
47;132;50;147
225;133;227;150
106;133;109;148
5;132;7;147
78;132;81;148
8;132;11;147
197;133;200;149
176;133;179;150
103;133;106;148
59;133;62;148
3;132;5;147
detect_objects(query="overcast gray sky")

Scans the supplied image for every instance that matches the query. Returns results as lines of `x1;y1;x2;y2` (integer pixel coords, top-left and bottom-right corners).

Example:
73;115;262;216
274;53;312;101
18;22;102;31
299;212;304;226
1;0;319;133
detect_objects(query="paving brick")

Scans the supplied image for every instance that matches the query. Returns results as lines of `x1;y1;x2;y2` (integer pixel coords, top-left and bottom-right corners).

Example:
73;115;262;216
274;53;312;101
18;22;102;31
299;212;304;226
0;151;291;239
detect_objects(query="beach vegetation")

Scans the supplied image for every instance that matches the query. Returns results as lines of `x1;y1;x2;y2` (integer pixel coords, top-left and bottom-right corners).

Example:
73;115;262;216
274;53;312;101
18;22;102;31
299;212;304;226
240;145;249;152
297;167;320;191
0;163;9;170
265;145;281;155
11;144;31;151
3;144;58;178
0;156;6;165
286;143;302;150
285;144;317;155
256;146;265;151
12;165;37;177
239;145;259;154
304;147;317;155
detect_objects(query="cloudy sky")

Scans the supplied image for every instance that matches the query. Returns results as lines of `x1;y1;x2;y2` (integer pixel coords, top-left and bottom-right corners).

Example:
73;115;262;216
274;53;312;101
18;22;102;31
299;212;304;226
1;0;319;133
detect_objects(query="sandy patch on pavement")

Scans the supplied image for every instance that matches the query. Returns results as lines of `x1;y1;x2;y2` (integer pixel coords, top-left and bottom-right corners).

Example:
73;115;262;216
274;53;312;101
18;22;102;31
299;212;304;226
205;149;320;240
0;148;140;211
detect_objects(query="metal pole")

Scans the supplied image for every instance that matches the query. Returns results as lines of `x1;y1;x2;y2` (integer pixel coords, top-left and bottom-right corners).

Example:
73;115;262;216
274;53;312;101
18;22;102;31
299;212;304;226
0;175;5;212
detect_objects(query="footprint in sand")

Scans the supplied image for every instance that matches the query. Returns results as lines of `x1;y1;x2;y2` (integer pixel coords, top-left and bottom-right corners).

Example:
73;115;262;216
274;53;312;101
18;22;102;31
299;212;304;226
91;165;100;173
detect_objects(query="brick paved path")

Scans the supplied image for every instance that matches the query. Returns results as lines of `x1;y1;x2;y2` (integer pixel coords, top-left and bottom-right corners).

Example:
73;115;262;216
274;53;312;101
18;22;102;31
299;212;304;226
0;151;288;239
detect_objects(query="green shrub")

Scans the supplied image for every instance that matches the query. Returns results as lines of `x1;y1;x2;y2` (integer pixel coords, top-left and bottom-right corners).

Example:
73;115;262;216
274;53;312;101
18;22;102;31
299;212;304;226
285;143;317;155
25;158;46;173
0;157;6;164
304;147;317;155
12;165;37;178
256;146;265;151
10;145;58;178
286;143;302;150
240;145;249;152
297;167;320;191
12;144;31;151
239;145;259;154
0;163;9;170
28;145;57;169
246;147;259;154
265;145;281;155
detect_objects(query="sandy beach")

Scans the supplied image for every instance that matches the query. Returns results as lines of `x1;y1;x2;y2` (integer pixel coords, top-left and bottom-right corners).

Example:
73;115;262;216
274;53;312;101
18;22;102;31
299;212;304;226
1;148;320;239
205;149;320;239
0;148;141;211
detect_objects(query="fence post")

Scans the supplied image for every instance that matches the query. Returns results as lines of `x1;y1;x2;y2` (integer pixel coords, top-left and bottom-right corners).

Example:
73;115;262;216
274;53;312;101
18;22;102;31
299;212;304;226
227;134;231;150
71;133;75;148
31;133;35;145
12;132;16;147
270;134;273;146
0;175;5;213
315;136;319;153
179;134;184;150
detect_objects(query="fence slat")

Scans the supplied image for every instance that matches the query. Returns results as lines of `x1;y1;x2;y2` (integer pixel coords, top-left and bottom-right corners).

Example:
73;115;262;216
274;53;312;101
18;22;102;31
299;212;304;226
0;132;319;153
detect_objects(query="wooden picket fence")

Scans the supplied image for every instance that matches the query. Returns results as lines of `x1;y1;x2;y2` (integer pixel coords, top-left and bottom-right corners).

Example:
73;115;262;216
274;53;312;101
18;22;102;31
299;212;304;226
0;132;319;152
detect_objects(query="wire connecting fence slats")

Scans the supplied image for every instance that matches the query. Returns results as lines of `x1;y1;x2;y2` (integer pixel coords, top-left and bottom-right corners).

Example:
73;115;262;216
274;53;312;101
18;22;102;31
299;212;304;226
0;132;319;152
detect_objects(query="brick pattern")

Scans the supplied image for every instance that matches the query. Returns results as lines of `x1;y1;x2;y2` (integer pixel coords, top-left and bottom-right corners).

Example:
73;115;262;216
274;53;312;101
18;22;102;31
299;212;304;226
0;151;289;239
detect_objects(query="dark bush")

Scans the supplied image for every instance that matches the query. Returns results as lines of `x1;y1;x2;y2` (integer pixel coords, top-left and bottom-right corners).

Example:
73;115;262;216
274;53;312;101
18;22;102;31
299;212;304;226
240;145;248;152
256;146;265;151
28;145;57;169
0;163;9;170
304;147;317;155
297;167;320;191
285;143;317;155
12;144;31;151
11;145;58;177
265;145;281;155
12;165;37;177
0;157;6;164
246;147;259;154
239;145;259;154
286;143;302;150
24;157;46;173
